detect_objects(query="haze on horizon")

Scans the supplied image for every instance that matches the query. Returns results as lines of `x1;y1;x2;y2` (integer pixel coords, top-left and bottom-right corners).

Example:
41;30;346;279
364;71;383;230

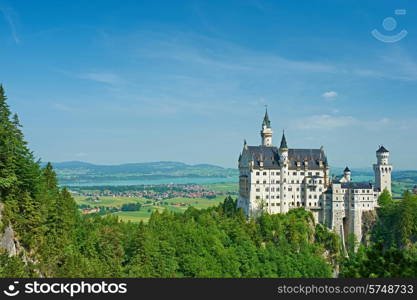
0;0;416;169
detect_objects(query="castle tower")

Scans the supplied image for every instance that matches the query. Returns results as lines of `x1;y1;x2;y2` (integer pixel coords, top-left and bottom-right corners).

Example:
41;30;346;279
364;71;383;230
343;166;351;182
373;146;392;194
279;131;289;213
260;109;273;146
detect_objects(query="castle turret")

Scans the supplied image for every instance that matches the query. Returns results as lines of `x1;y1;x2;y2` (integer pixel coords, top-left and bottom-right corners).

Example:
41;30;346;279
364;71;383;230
279;130;288;162
260;109;273;146
279;131;289;213
373;145;392;194
343;166;351;182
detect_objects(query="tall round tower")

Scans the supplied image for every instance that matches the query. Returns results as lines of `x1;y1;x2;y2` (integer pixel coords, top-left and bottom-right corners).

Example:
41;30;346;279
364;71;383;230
373;145;393;194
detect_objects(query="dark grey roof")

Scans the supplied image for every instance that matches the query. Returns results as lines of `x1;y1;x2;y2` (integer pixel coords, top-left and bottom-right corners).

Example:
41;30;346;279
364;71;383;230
344;166;350;172
246;146;328;169
288;149;328;170
247;146;280;168
262;109;271;128
340;182;373;189
377;145;389;153
280;131;288;149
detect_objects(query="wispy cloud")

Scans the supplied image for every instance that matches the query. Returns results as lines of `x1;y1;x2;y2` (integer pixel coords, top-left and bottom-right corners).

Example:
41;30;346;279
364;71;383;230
78;72;125;85
295;114;356;130
322;91;338;100
53;103;75;112
75;152;88;158
129;30;337;74
294;114;391;130
0;2;20;44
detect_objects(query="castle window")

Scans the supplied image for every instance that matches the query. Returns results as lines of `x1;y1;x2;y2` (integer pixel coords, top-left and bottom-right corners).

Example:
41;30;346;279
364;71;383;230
263;172;267;175
351;204;354;207
256;180;259;184
291;180;294;183
256;196;260;199
271;195;275;199
308;172;312;176
271;172;274;175
293;172;297;175
256;188;260;192
301;172;305;175
266;195;269;199
256;172;260;175
316;172;320;175
314;195;317;199
309;195;312;199
263;180;266;184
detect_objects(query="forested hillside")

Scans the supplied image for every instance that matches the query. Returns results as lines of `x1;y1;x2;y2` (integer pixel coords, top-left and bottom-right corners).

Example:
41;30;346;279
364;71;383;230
1;85;416;278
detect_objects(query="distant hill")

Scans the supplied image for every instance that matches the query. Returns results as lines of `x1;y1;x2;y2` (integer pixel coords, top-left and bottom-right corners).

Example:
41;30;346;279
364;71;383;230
46;161;417;187
45;161;238;185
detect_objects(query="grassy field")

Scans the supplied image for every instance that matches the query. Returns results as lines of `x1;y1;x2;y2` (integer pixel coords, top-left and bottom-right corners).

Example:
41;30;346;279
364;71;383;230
392;181;415;198
74;195;148;207
202;182;238;193
74;194;231;223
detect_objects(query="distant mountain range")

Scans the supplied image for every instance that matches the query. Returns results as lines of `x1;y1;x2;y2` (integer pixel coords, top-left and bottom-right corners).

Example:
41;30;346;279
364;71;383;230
46;161;417;187
45;161;238;185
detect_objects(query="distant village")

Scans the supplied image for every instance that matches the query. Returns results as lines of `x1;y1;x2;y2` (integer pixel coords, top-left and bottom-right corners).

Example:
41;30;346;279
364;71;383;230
70;184;237;215
71;184;232;200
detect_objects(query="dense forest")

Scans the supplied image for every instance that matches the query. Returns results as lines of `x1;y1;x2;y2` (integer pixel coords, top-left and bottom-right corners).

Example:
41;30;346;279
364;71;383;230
0;85;416;278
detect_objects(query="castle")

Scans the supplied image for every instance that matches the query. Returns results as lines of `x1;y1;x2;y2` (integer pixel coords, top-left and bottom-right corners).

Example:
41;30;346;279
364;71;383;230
237;109;392;243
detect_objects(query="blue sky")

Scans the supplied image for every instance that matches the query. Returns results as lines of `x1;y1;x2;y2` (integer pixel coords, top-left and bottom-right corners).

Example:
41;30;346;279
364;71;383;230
0;0;416;169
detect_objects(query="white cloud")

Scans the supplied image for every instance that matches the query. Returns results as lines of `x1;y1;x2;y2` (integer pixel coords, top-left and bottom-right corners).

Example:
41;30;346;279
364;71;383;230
322;91;338;100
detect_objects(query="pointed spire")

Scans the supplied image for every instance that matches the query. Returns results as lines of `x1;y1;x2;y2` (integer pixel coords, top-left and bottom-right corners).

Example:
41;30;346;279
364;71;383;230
280;130;288;149
262;106;271;128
